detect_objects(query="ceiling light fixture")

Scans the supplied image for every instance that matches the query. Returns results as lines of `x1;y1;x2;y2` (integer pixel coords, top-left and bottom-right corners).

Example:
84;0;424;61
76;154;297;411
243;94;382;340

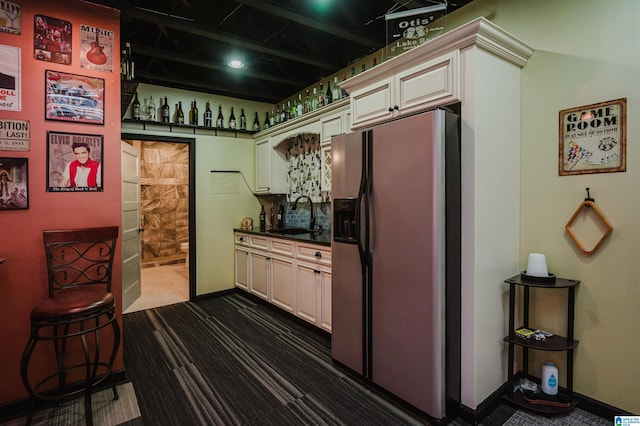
228;59;245;69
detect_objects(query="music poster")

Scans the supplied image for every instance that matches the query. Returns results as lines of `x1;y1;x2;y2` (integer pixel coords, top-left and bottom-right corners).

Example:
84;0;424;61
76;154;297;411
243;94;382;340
34;15;71;65
80;24;114;72
0;43;21;111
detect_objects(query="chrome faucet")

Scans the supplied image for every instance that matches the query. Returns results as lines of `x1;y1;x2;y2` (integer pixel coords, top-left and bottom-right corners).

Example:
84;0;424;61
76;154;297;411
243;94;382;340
292;195;316;232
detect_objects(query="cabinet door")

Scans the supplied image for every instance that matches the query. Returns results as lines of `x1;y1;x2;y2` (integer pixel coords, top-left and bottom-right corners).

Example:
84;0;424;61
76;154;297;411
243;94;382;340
234;246;250;291
349;76;394;129
295;262;319;325
395;50;460;117
319;269;332;333
250;250;269;300
321;144;332;194
270;255;295;313
255;137;271;193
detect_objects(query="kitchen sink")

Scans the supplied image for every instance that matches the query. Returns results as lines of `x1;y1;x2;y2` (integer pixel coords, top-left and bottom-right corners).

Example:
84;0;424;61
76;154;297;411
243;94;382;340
268;228;312;235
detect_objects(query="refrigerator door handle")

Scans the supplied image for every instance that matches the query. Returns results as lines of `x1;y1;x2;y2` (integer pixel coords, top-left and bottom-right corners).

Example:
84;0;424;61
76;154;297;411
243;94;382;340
356;132;368;263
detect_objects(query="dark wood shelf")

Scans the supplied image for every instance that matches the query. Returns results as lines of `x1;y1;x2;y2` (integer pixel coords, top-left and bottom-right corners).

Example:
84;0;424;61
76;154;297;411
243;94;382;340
504;333;579;351
122;118;257;137
503;389;577;416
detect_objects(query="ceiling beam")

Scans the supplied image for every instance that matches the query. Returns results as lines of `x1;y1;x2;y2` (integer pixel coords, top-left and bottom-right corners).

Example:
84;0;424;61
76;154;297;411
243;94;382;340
236;0;381;49
124;7;337;72
133;45;308;88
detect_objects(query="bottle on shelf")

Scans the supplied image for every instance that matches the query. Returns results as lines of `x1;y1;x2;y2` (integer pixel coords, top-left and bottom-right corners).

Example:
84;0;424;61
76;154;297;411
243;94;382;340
263;111;270;130
259;205;266;232
161;96;170;123
282;103;288;122
190;99;199;126
304;89;311;114
333;76;341;101
142;97;149;120
132;92;140;120
269;108;275;127
318;83;325;108
228;107;236;129
361;64;366;73
351;66;356;78
176;101;185;124
239;108;246;130
341;73;349;98
204;101;213;127
311;87;319;111
290;99;297;119
120;42;135;81
372;56;377;67
148;95;156;121
216;105;224;128
325;80;333;105
277;204;285;229
253;112;261;132
296;93;303;117
274;105;281;125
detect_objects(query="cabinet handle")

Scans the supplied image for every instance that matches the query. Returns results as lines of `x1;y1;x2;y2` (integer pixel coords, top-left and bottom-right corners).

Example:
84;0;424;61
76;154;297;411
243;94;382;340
239;237;245;242
315;251;322;257
266;257;272;261
393;105;399;110
388;107;394;112
314;269;320;274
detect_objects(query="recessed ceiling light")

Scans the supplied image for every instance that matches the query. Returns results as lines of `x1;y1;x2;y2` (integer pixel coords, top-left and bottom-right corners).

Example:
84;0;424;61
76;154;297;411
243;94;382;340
228;59;245;69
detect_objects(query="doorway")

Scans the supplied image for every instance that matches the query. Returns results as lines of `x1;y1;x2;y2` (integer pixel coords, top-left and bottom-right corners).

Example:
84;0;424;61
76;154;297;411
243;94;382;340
122;133;195;312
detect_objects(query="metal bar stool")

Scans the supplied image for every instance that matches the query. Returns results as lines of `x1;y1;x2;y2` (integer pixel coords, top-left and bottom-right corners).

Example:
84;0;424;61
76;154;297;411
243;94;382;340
20;226;120;426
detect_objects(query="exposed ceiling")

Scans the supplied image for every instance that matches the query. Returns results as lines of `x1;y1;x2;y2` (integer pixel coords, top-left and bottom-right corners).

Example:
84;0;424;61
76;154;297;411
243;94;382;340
86;0;474;104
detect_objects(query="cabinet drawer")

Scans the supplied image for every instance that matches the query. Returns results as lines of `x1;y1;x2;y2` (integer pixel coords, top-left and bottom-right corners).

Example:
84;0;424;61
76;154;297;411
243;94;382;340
271;238;294;256
297;244;331;265
250;235;269;250
235;233;251;246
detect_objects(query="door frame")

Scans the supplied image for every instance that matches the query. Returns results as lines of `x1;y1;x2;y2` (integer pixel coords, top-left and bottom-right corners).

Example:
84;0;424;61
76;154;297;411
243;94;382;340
121;132;196;301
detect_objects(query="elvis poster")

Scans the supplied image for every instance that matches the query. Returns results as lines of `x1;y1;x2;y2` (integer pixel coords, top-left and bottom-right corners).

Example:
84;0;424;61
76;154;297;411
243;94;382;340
46;131;103;192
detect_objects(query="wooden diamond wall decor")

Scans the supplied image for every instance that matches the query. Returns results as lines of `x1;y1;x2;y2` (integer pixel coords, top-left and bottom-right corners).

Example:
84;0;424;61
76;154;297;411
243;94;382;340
565;200;613;255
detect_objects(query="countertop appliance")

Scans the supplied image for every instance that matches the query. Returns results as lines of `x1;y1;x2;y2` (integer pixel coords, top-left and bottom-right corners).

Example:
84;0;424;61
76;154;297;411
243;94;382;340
331;109;461;421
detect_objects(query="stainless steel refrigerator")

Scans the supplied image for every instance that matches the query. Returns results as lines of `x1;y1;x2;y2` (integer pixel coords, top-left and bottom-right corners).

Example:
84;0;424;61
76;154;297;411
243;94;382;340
331;109;461;421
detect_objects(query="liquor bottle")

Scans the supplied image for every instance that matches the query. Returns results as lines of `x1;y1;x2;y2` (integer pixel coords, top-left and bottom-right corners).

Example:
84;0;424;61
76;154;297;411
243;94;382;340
125;42;135;80
132;92;140;120
204;101;213;127
304;89;311;114
269;108;275;127
341;73;349;98
191;99;199;126
351;66;356;78
311;88;319;111
148;95;156;121
176;101;184;124
120;49;128;80
188;101;194;125
281;103;287;122
332;76;341;102
274;105;280;125
290;99;297;118
253;112;261;131
318;83;325;108
263;112;270;130
361;64;366;73
161;96;170;123
296;93;303;117
239;108;246;130
259;205;266;232
277;204;285;229
216;105;224;128
173;103;178;122
372;56;377;67
325;80;333;105
228;107;236;129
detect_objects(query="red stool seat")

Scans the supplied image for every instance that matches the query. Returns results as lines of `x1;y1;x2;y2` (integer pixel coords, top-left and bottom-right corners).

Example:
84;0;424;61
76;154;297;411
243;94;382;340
31;289;115;320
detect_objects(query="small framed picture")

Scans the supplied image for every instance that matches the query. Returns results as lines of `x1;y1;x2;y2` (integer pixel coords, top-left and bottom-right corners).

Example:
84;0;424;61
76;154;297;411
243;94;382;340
34;15;71;65
0;157;28;210
559;98;626;176
46;131;103;192
45;70;105;125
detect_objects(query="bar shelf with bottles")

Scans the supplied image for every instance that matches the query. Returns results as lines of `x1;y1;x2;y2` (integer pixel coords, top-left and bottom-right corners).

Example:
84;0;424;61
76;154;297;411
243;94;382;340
124;97;259;137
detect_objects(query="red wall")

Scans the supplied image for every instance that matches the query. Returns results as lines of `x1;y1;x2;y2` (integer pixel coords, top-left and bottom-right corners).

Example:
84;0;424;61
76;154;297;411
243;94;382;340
0;0;122;404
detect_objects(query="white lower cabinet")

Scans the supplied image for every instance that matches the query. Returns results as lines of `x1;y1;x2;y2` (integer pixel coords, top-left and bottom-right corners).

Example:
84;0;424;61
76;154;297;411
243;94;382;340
234;232;331;332
296;262;332;332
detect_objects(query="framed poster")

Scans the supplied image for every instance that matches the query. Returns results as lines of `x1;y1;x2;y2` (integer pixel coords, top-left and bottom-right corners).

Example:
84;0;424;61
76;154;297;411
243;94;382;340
34;15;71;65
80;24;115;72
0;43;21;111
559;98;626;176
45;70;104;125
0;0;22;35
0;157;28;210
46;131;103;192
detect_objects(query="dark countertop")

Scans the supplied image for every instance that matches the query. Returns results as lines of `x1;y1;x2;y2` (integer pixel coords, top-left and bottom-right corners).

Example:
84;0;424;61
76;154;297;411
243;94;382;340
234;228;331;246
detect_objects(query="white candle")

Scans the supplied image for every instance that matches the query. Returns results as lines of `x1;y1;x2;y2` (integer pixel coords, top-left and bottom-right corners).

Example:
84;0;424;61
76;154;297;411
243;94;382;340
526;253;548;277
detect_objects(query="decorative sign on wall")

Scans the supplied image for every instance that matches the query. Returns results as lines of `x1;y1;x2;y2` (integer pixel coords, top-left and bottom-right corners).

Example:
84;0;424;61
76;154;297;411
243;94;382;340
34;14;72;65
0;156;28;210
45;70;105;125
559;98;626;176
0;43;20;111
46;131;103;192
80;24;115;72
0;119;29;151
0;0;21;35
